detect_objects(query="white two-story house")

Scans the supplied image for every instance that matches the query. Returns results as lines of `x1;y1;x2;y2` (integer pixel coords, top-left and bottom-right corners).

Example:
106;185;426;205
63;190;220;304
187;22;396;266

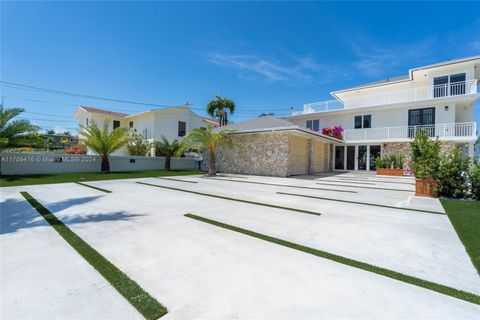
284;55;479;172
73;105;218;156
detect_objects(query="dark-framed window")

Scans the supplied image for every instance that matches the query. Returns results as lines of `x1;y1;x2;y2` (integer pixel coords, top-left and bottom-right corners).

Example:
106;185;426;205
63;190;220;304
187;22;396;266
178;121;186;137
129;121;133;128
433;73;466;97
306;119;320;131
113;120;120;130
354;115;371;129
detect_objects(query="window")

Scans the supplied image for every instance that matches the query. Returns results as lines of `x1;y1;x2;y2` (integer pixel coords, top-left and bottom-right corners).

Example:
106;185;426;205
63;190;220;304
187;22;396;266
433;73;466;97
113;120;120;130
178;121;186;137
306;119;320;131
129;121;133;128
354;115;371;129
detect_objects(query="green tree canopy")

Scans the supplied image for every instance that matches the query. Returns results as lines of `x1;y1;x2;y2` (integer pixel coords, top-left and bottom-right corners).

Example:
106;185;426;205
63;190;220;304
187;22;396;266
155;135;181;170
207;95;235;126
0;105;40;151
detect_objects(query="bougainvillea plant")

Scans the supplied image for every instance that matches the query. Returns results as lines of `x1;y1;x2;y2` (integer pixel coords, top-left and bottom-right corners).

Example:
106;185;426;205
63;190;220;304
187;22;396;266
321;125;344;140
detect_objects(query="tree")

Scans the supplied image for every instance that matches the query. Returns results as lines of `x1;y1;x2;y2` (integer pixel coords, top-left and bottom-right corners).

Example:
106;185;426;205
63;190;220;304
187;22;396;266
410;129;441;179
178;125;234;176
0;105;40;151
46;129;56;135
207;95;235;126
79;120;129;173
259;112;274;117
155;135;181;170
63;131;72;136
126;131;152;156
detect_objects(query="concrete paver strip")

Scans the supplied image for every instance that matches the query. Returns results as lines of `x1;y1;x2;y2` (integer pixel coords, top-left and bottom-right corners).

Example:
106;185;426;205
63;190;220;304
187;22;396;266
0;190;142;320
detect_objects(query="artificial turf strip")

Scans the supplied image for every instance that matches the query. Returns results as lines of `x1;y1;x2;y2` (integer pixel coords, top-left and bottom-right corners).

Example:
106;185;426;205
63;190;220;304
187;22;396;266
314;182;413;193
20;192;168;320
76;182;112;193
136;182;321;216
155;177;198;183
204;177;357;193
277;192;445;215
441;199;480;275
184;213;480;306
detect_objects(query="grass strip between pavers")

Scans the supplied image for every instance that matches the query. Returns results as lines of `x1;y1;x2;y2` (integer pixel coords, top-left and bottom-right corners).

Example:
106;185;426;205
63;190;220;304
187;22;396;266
136;181;321;216
315;182;413;193
277;192;445;215
316;179;376;185
155;177;198;183
203;177;357;193
184;213;480;306
20;191;168;320
76;182;112;193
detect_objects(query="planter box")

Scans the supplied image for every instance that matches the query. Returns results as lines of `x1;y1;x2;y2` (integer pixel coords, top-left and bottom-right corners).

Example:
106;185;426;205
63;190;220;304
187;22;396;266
415;178;438;198
376;168;403;176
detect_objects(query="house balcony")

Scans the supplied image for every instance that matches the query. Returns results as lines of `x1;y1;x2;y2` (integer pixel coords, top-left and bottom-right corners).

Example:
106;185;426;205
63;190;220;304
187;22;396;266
343;122;477;143
292;79;478;115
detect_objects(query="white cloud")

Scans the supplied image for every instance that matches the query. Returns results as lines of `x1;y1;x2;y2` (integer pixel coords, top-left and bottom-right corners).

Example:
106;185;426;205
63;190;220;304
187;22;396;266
204;51;337;83
351;38;436;77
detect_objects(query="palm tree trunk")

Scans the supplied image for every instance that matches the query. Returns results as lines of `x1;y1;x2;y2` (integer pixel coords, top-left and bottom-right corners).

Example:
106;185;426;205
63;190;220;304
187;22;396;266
224;113;228;126
101;155;110;173
165;155;171;171
208;149;216;176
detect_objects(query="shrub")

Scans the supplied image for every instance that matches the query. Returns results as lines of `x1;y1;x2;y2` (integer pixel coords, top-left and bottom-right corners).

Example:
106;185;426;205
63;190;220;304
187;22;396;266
321;126;343;140
375;153;404;169
469;163;480;200
65;144;87;154
437;147;471;198
126;132;151;156
410;129;441;179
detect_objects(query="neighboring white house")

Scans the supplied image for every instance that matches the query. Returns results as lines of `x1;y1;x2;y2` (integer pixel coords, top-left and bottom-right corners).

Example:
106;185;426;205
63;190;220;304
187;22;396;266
284;55;479;172
73;105;218;156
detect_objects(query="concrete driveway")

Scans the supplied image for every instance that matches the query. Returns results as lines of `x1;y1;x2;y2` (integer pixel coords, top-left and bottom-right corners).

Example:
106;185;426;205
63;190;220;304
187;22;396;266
1;172;479;319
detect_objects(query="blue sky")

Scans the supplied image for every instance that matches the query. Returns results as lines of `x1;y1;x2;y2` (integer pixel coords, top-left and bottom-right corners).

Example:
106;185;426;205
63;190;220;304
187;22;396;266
1;1;479;133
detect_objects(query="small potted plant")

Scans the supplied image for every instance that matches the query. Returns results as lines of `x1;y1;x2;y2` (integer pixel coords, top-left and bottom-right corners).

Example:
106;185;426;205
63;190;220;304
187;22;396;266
410;130;441;197
375;153;404;176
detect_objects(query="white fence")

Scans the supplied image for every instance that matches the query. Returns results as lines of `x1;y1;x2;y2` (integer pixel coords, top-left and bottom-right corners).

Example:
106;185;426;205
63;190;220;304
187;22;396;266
0;153;198;175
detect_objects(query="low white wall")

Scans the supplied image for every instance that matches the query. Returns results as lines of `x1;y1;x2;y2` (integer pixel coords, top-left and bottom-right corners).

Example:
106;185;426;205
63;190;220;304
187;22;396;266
0;153;198;175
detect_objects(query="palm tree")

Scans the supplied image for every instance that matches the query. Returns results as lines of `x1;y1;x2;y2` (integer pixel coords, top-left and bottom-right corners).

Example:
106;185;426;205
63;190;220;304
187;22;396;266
79;120;129;173
155;135;181;170
207;95;235;126
0;105;39;151
178;125;234;176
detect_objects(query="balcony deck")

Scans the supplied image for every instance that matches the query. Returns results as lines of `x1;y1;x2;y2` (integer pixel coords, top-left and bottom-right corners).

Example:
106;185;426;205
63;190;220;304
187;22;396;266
343;122;477;143
292;80;478;115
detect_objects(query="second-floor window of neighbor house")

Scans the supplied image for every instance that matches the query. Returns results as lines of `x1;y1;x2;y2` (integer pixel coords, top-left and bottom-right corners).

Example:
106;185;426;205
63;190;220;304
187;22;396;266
354;115;371;129
129;121;133;128
306;119;320;131
113;120;120;130
178;121;186;137
433;73;466;97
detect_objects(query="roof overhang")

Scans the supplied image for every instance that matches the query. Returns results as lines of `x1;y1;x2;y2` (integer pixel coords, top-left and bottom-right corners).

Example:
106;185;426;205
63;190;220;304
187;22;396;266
230;126;343;143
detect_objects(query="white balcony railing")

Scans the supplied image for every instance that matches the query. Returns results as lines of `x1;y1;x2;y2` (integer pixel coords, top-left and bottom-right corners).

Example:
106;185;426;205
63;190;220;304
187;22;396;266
293;79;478;115
343;122;477;143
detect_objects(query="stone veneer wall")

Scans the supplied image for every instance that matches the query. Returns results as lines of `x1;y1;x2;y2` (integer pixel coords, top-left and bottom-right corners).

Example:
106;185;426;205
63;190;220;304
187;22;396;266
216;131;290;177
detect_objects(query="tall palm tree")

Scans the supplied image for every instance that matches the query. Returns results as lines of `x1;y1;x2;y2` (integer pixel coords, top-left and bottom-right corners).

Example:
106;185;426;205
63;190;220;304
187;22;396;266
155;135;181;170
79;120;129;173
178;125;234;176
0;105;39;151
207;95;235;126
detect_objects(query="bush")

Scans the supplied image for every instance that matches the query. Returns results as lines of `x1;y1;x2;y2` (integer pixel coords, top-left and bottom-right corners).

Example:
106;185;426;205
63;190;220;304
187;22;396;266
469;163;480;200
65;144;87;154
126;132;151;156
375;153;404;169
437;147;471;198
410;130;441;179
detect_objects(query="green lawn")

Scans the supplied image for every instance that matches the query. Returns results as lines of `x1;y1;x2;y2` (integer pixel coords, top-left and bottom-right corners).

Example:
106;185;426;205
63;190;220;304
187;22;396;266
0;169;204;187
441;199;480;275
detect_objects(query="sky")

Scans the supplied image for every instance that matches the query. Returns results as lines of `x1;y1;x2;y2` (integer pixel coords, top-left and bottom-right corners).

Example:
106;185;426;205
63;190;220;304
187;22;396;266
1;1;480;134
